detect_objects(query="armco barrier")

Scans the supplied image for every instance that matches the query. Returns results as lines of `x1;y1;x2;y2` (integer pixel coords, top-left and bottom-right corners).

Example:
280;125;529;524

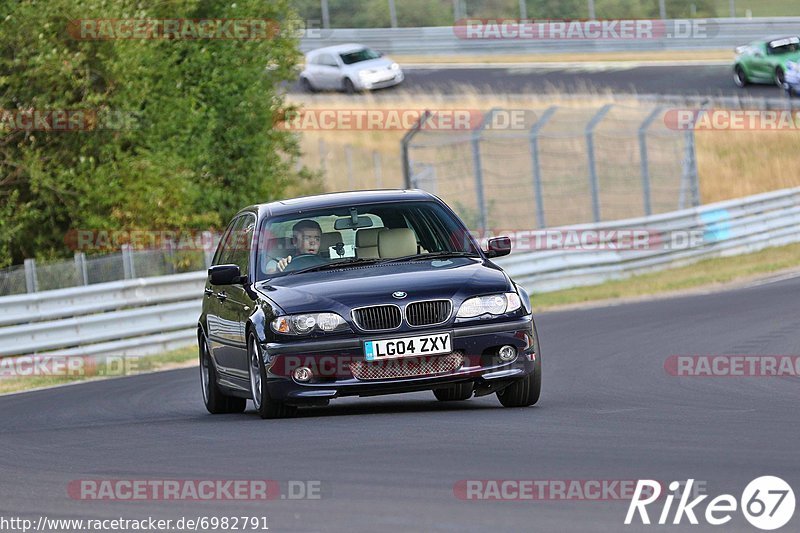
300;18;800;55
496;187;800;292
1;187;799;358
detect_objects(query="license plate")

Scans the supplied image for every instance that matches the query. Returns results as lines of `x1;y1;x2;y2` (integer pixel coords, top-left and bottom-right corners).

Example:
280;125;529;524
364;333;451;361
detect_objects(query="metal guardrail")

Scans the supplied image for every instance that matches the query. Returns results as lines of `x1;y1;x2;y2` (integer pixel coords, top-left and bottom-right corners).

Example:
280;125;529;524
1;187;798;358
300;17;800;55
0;272;205;358
496;187;800;292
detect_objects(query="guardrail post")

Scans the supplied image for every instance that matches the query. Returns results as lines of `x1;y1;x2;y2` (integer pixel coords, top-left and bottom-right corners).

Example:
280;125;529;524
74;252;88;286
638;106;663;217
585;104;613;223
471;109;495;232
122;244;136;279
401;110;432;188
529;106;558;229
24;258;38;293
373;151;383;188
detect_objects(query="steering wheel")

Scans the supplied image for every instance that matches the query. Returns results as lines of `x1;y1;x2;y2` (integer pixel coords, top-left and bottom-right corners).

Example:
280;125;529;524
283;253;327;272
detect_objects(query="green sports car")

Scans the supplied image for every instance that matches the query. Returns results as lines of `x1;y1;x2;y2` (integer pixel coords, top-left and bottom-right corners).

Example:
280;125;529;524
733;36;800;87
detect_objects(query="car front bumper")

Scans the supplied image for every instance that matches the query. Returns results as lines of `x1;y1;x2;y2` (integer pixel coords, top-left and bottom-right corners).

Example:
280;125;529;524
262;316;537;403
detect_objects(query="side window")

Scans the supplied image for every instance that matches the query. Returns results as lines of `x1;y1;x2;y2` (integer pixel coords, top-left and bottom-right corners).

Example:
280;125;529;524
227;214;256;276
212;217;241;266
320;54;338;67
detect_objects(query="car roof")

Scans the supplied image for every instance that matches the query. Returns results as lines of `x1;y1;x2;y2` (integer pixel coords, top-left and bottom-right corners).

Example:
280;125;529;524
243;189;438;218
305;43;370;56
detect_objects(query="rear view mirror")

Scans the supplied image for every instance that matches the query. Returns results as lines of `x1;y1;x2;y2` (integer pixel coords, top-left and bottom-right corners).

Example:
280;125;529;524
484;237;511;258
209;264;243;285
334;215;373;230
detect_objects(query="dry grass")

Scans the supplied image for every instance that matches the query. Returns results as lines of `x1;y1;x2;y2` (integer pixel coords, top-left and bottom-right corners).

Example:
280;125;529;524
696;130;800;202
291;90;800;210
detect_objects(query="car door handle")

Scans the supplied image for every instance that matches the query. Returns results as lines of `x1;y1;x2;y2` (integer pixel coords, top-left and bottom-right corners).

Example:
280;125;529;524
204;288;213;297
216;291;227;303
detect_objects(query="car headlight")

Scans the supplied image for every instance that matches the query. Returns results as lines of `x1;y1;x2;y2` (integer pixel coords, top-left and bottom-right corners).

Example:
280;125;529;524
390;62;400;70
456;293;522;318
271;312;350;335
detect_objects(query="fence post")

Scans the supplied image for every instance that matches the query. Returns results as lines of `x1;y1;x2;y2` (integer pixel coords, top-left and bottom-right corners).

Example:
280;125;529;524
122;244;136;279
24;258;38;293
373;151;383;188
471;109;495;232
679;108;704;209
74;252;88;286
401;110;432;188
585;104;613;223
637;106;663;217
529;106;559;229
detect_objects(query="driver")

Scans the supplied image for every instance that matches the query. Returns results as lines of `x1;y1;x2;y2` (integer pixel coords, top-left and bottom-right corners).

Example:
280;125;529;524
264;219;322;273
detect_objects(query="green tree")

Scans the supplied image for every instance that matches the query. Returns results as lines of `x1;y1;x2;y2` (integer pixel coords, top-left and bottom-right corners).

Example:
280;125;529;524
0;0;316;266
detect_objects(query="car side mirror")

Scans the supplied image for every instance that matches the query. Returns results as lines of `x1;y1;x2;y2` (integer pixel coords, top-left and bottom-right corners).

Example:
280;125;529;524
209;264;243;285
484;236;511;258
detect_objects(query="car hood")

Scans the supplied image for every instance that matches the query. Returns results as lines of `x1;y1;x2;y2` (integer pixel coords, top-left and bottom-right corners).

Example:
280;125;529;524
255;259;511;316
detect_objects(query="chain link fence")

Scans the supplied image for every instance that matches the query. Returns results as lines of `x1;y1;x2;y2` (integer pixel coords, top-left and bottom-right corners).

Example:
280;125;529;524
402;104;699;230
0;247;213;297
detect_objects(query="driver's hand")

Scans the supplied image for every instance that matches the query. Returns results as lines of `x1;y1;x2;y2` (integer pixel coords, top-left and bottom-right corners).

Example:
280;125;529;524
277;255;292;272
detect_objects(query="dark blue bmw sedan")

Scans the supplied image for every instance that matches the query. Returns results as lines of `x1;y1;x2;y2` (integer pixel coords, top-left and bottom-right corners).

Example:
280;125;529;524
199;189;541;418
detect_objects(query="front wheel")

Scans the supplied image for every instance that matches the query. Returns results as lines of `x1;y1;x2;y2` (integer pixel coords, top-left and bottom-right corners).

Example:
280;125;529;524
733;65;748;88
343;78;356;94
497;321;542;408
248;334;297;419
200;335;246;414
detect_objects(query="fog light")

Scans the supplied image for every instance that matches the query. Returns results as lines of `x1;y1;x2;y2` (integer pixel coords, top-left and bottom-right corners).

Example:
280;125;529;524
498;345;517;362
293;366;313;382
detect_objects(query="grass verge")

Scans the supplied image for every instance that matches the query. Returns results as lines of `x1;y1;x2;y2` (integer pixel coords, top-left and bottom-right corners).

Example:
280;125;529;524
0;345;197;395
392;50;733;64
531;242;800;311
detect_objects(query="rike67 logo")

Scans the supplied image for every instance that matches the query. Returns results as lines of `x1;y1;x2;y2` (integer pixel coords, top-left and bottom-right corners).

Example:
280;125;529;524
625;477;795;530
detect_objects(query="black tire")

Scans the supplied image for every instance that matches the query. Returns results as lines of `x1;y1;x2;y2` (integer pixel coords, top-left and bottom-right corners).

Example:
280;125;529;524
300;77;315;93
775;67;785;87
343;78;356;94
733;65;748;88
497;321;542;408
248;333;297;419
433;382;473;401
200;335;246;414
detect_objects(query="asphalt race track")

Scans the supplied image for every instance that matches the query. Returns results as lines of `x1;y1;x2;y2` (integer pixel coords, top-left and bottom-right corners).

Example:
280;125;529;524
1;275;799;532
292;64;789;99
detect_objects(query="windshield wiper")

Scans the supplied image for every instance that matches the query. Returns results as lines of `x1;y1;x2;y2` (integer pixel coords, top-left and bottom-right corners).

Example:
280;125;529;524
383;251;481;263
288;257;384;275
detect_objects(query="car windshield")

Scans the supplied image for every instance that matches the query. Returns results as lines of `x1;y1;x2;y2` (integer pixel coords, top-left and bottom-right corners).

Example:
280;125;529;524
768;37;800;54
339;48;381;65
256;200;479;279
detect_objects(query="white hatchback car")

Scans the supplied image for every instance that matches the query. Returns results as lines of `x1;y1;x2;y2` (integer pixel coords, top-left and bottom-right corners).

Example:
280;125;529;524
299;44;404;93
